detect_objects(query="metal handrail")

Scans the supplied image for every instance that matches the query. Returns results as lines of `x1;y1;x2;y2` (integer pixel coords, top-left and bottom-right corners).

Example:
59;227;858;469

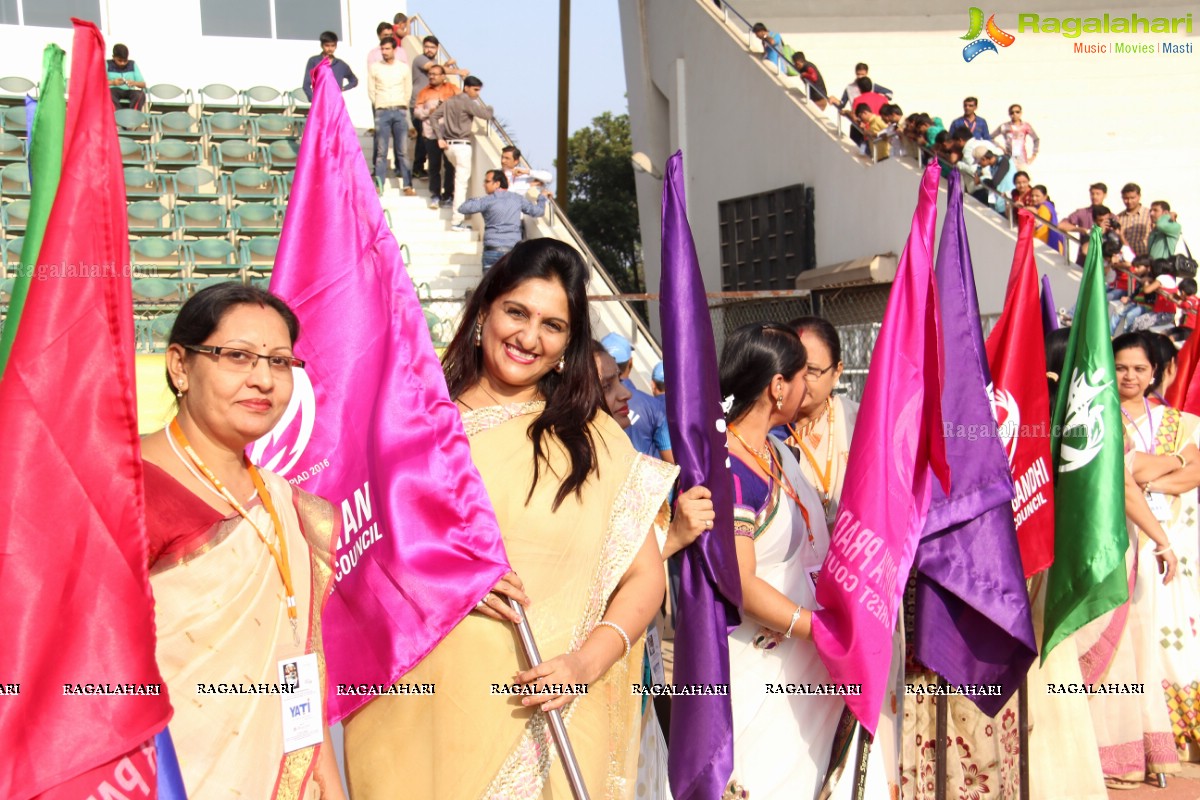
706;0;1082;266
405;13;662;356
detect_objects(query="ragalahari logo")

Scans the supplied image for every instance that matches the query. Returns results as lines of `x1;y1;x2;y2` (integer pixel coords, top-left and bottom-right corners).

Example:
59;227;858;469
961;7;1016;61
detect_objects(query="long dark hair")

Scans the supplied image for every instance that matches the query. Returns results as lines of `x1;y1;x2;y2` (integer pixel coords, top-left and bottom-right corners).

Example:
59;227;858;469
1146;332;1178;396
442;239;602;510
719;322;806;424
167;282;300;395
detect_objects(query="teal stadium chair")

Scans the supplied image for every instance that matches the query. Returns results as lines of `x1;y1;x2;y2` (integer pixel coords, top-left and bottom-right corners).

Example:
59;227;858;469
130;237;184;276
3;200;30;233
118;136;149;167
151;139;202;171
157;111;203;141
288;88;310;118
265;139;300;172
146;84;194;114
114;108;153;140
229;168;280;201
3;235;24;268
3;107;27;137
199;83;242;115
241;236;279;278
132;277;186;305
0;76;36;108
123;167;165;201
1;162;31;199
185;239;239;275
126;200;172;235
254;114;301;141
203;112;251;143
172;167;225;203
0;132;25;164
243;86;288;116
175;201;232;237
211;139;263;173
231;202;284;235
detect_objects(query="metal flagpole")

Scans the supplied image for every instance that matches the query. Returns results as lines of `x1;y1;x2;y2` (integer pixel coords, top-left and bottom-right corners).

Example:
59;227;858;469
851;727;873;800
508;598;591;800
934;675;948;800
1018;677;1030;799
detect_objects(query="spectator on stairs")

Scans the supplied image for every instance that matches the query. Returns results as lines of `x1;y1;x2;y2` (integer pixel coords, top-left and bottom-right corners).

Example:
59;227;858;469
843;77;888;151
366;22;405;69
789;52;829;110
500;146;554;199
367;36;415;196
1148;200;1183;262
751;23;796;75
433;76;494;227
414;64;460;209
107;44;146;110
1058;183;1109;265
302;31;358;102
949;96;989;141
1116;183;1153;258
837;63;892;110
991;104;1038;169
854;103;888;160
456;170;549;271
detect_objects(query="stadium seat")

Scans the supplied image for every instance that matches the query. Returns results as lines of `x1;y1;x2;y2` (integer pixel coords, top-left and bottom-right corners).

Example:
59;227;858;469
127;200;173;234
151;139;202;171
132;276;187;306
243;86;288;116
3;200;31;233
232;202;284;235
288;88;310;118
199;83;242;115
1;162;31;199
0;132;25;164
146;84;194;115
130;237;184;275
175;201;232;237
203;112;251;143
114;108;153;140
0;76;36;108
118;136;149;167
185;238;239;275
2;235;24;268
124;166;166;201
172;167;225;203
228;167;281;201
241;236;279;277
211;140;264;173
254;114;301;141
157;111;203;141
2;106;27;137
264;139;300;172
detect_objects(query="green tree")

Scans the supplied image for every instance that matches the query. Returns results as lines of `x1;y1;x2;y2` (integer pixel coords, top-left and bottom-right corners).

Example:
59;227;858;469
564;112;643;294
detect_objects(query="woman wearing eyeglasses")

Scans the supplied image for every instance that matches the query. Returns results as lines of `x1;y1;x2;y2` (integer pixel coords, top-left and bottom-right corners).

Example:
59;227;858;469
139;283;346;799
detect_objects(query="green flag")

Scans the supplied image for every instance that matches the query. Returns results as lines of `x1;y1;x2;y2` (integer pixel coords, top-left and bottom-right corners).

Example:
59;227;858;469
1042;226;1129;659
0;44;66;378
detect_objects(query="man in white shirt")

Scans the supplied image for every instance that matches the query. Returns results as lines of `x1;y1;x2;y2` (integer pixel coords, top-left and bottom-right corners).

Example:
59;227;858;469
500;146;554;199
367;37;414;196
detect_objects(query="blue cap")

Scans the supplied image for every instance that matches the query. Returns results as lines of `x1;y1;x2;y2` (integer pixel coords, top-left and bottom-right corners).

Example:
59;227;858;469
652;361;665;383
601;332;633;364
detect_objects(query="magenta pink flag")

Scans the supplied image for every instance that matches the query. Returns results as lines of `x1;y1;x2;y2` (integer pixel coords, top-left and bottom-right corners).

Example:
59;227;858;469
811;163;950;734
251;63;510;722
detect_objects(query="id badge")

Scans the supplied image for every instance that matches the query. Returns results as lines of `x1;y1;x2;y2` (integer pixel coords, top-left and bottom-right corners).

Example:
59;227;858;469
278;653;323;753
1146;491;1172;524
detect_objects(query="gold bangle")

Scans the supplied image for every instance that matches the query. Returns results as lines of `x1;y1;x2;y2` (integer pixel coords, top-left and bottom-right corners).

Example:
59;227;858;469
1174;453;1187;469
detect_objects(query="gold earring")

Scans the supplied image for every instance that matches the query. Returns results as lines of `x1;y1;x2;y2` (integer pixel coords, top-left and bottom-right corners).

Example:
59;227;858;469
776;394;784;410
474;320;482;347
556;357;565;373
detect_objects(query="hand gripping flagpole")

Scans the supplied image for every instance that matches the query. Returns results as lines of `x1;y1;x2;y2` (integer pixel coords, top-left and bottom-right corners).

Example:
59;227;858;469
508;598;591;800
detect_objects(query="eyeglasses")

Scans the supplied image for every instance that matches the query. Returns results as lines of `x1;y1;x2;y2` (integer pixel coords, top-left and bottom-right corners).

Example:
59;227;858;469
804;363;836;381
1010;109;1022;115
184;344;305;373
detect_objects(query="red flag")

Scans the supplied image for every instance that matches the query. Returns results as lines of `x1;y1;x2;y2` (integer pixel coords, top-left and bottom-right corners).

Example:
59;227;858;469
0;20;170;799
984;211;1055;577
1166;329;1200;413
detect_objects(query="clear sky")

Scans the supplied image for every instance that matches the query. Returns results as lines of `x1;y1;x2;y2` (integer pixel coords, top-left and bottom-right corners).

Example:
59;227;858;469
414;0;628;172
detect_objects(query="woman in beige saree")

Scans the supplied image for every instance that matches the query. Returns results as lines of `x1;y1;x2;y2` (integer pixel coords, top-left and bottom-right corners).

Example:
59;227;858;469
141;284;345;799
344;239;676;799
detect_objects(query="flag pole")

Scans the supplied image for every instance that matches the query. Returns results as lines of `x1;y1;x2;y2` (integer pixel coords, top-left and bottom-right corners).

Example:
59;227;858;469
1018;678;1029;800
934;676;948;800
508;598;591;800
851;727;872;800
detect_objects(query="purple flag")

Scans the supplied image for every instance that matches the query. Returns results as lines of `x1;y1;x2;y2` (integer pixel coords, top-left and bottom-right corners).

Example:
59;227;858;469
660;151;741;800
915;170;1036;715
1041;274;1060;331
254;62;511;723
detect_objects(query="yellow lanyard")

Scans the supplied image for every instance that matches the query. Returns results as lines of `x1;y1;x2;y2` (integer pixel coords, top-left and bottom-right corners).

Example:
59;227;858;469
729;425;814;548
789;398;836;509
169;418;300;646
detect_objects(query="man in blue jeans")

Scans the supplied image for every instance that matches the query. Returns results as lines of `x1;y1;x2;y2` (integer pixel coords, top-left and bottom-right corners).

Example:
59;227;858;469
366;37;414;195
457;170;549;270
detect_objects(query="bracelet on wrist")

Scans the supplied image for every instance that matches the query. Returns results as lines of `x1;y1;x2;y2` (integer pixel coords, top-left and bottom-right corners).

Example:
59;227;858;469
784;606;804;639
594;620;631;660
1155;543;1173;555
1174;452;1188;469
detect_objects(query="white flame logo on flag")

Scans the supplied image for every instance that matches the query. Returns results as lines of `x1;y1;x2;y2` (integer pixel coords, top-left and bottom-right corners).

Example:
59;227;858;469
986;382;1021;468
248;367;316;479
